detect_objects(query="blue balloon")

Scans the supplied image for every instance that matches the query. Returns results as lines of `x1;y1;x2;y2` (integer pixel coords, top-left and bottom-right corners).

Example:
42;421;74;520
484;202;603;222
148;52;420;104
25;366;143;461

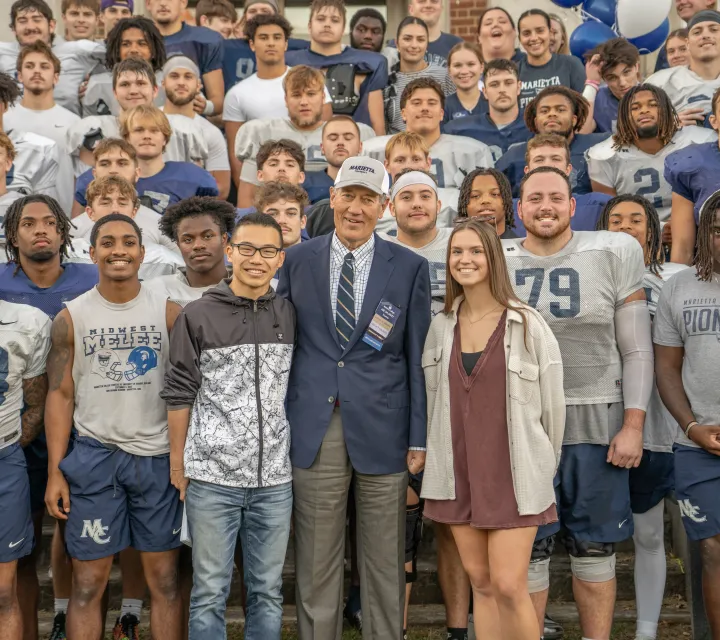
628;18;670;54
550;0;583;7
570;21;617;59
582;0;617;28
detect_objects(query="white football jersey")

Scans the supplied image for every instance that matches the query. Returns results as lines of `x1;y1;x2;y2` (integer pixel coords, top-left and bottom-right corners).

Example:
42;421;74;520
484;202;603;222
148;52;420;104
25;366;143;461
82;70;166;117
66;114;209;176
144;270;221;307
0;300;51;446
586;127;715;221
362;133;494;189
376;187;458;235
503;231;645;405
235;118;375;186
0;38;105;115
643;262;690;452
68;238;183;280
646;65;720;118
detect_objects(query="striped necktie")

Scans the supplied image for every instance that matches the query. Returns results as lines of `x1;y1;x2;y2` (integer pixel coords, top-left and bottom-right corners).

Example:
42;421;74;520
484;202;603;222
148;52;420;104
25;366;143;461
335;252;355;346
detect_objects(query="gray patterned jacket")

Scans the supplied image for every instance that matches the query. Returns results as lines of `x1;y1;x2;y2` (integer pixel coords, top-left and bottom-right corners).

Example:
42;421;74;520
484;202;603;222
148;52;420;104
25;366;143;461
161;280;296;488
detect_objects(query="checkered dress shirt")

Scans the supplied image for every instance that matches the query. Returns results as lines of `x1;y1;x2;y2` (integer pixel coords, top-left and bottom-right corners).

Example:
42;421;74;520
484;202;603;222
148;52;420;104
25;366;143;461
330;232;375;320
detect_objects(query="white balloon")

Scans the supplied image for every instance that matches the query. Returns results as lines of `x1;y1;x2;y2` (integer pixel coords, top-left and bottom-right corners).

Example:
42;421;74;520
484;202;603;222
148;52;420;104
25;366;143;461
617;0;672;39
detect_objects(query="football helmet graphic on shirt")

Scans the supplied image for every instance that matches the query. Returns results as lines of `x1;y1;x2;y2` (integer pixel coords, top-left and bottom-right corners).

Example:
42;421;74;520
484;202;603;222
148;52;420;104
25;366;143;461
91;350;123;382
125;346;158;381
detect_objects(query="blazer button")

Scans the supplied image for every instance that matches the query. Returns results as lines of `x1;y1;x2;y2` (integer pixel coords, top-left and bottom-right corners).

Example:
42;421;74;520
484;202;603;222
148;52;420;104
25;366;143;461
328;396;335;403
338;361;344;368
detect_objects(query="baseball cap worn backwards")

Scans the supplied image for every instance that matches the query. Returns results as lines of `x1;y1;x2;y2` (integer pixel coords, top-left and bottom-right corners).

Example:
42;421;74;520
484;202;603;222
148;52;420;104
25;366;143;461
101;0;134;11
334;157;390;196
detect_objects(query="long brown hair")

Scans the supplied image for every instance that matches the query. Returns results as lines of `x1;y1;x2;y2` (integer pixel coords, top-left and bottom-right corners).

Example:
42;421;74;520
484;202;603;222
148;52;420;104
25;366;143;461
444;219;529;338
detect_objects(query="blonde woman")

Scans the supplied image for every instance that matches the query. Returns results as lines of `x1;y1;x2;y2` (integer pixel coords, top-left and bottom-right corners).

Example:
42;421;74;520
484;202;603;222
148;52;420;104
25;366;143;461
422;218;565;640
549;14;570;55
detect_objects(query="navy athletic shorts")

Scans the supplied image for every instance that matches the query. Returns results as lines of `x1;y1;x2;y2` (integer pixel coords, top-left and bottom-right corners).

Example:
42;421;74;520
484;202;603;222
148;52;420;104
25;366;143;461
60;436;182;561
674;444;720;542
630;450;674;514
0;443;35;562
24;435;49;514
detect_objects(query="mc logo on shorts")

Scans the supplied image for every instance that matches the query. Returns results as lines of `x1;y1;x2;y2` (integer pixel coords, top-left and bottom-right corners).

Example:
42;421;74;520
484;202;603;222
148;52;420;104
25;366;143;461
81;519;111;544
678;499;708;524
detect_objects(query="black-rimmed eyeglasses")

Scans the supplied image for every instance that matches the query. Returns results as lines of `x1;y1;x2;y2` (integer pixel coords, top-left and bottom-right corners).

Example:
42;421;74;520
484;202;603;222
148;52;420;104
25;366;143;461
230;243;282;258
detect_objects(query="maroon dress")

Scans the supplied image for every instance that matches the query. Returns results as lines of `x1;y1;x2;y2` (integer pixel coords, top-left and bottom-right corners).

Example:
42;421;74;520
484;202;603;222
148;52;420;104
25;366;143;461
424;312;558;529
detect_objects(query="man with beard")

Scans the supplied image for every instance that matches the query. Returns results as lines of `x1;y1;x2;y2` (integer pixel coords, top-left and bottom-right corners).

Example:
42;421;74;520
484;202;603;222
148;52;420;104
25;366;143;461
0;0;105;115
146;0;224;116
235;65;375;208
4;41;80;147
0;195;97;640
647;10;720;128
587;85;714;222
302;115;362;204
496;86;608;196
350;9;386;54
443;59;532;163
162;55;230;199
506;166;653;640
82;16;167;118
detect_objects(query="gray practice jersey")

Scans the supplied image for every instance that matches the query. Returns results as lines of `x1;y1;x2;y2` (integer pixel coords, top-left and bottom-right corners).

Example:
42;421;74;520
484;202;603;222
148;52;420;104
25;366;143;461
82;69;166;117
66;285;171;455
0;39;105;115
235;118;375;186
646;65;720;120
587;127;715;221
643;262;690;452
66;114;209;176
503;231;645;442
382;227;451;315
653;268;720;448
362;134;494;189
376;187;458;235
0;301;51;447
144;270;221;307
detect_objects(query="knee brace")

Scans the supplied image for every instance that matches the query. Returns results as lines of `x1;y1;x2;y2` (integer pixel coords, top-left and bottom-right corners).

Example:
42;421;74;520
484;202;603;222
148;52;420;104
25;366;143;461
565;538;616;583
528;558;550;594
405;502;423;584
531;534;556;561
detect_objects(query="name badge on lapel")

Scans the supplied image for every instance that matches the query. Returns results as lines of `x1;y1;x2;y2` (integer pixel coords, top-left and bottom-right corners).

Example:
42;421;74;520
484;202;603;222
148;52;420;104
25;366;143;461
362;300;401;351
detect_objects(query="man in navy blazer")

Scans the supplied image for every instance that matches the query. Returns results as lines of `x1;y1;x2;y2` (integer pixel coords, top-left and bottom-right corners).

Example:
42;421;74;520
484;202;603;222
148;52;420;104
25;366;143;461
277;156;431;640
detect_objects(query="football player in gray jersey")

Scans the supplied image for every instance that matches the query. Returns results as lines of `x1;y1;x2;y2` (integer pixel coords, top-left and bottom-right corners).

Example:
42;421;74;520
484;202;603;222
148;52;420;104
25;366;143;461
235;65;374;207
587;84;715;222
597;194;689;640
363;77;494;190
506;166;654;640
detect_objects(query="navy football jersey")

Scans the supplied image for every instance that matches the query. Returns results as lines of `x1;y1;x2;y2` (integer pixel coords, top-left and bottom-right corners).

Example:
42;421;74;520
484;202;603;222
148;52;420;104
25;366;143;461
136;161;219;214
285;47;388;129
221;37;310;92
164;23;223;77
512;192;612;236
664;140;720;222
443;112;532;163
497;132;610;197
301;169;334;204
594;86;619;134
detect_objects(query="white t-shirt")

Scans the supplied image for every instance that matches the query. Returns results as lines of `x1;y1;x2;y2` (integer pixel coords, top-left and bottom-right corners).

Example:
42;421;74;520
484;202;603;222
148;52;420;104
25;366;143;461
163;110;229;173
223;67;332;124
4;103;80;148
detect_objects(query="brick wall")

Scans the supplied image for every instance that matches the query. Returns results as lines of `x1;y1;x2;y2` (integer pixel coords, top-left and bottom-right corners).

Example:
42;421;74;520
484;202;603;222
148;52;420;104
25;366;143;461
449;0;488;41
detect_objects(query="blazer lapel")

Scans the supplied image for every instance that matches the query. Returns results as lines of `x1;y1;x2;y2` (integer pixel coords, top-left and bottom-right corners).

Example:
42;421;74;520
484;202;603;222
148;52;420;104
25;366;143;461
310;236;342;350
343;238;395;354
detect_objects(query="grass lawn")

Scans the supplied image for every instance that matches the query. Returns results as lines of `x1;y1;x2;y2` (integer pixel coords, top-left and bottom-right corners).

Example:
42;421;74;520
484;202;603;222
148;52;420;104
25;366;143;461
122;621;689;639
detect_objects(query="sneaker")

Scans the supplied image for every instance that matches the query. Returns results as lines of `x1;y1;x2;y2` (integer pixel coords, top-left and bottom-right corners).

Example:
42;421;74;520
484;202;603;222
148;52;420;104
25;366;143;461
48;612;66;640
343;600;362;630
543;614;563;639
113;613;140;640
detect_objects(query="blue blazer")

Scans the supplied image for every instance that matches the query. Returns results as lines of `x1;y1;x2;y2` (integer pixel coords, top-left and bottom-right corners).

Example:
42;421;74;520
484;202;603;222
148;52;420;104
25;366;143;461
277;233;431;475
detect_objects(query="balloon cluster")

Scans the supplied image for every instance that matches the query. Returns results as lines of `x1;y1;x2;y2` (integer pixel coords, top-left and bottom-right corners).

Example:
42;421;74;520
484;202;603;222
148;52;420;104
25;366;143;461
551;0;672;58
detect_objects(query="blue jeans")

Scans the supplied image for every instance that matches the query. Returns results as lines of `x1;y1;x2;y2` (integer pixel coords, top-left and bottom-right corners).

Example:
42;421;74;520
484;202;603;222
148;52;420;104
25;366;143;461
186;480;292;640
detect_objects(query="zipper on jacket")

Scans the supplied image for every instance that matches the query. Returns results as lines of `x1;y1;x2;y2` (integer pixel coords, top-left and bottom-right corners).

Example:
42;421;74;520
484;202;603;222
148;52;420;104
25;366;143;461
253;300;264;488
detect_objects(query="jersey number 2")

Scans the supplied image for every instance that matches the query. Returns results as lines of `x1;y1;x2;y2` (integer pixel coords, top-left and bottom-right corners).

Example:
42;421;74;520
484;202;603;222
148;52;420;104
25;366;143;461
515;267;581;318
633;168;664;210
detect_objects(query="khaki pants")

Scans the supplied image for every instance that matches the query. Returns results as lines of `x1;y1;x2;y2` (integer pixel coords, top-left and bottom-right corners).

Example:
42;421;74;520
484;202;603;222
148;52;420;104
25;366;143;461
292;409;408;640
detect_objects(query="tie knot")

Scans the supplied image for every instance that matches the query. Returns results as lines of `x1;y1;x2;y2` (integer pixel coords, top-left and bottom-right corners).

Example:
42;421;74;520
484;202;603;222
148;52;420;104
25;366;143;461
343;253;354;266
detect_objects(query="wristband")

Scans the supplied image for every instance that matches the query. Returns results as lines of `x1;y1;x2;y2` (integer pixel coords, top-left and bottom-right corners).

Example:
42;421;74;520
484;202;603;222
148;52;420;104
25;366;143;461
685;420;699;437
202;99;215;115
171;467;184;472
582;83;598;102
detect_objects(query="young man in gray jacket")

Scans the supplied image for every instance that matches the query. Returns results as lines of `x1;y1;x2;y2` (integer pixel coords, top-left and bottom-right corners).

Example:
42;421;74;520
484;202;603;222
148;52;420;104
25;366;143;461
161;213;296;640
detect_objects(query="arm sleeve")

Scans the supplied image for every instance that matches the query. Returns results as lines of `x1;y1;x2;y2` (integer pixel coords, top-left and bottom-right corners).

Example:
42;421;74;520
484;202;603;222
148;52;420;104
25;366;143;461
652;278;684;347
615;236;646;303
24;316;52;379
406;258;432;449
204;125;231;172
160;310;203;408
615;300;654;412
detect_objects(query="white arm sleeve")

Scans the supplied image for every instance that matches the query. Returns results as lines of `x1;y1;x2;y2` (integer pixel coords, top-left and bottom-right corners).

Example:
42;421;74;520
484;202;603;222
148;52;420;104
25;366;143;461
615;300;654;412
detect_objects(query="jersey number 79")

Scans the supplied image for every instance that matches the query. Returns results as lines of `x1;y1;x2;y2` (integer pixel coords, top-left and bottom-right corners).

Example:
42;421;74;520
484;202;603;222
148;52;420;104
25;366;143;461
515;267;581;318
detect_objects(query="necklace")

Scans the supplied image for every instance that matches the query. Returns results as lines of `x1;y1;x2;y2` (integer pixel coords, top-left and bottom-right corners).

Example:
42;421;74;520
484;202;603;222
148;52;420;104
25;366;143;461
463;304;502;325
